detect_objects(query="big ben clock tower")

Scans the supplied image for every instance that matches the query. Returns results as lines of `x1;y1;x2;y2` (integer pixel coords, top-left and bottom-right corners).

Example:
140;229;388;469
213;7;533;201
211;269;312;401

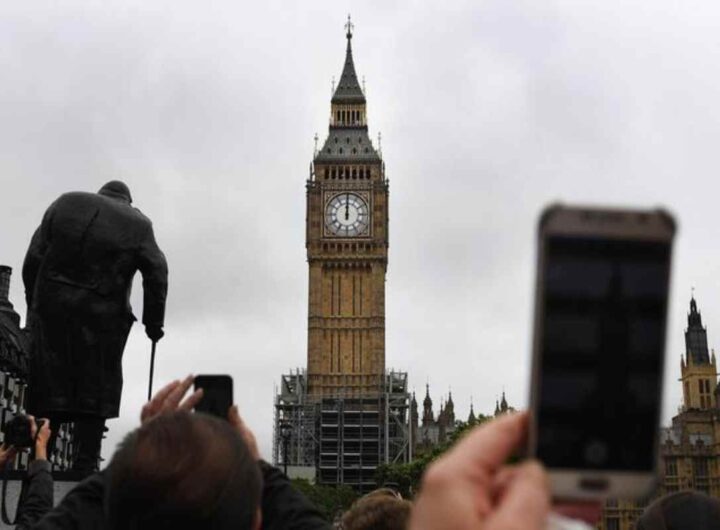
306;18;388;397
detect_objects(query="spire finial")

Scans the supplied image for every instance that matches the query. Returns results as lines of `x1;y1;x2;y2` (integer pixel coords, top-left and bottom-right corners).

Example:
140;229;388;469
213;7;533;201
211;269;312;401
692;286;696;300
378;131;382;155
331;76;335;95
313;133;319;156
345;14;354;39
362;76;366;94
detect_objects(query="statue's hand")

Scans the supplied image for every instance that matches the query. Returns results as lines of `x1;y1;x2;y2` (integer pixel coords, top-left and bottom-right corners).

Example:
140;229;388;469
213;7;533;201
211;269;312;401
145;325;164;342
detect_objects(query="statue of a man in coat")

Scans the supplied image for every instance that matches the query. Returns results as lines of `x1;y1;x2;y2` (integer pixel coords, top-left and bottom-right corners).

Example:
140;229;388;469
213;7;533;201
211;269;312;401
22;181;168;473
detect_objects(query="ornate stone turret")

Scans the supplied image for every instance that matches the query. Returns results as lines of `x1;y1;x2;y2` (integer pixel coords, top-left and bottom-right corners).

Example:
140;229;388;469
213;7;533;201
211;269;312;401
468;397;476;423
422;384;434;426
686;296;710;364
445;390;455;426
681;295;718;410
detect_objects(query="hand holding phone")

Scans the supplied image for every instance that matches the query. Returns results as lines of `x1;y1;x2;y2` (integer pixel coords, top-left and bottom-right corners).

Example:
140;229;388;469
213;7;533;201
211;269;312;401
194;375;234;420
529;205;675;499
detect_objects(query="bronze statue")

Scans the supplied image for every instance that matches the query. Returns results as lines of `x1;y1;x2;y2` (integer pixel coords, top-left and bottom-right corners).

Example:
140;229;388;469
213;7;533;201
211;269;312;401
22;181;167;472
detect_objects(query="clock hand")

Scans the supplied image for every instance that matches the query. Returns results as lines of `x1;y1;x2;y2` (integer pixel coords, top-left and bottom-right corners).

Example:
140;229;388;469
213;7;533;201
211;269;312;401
345;194;349;220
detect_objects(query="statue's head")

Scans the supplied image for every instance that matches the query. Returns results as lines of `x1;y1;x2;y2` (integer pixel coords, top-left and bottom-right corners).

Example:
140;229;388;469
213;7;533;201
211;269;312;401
98;181;132;204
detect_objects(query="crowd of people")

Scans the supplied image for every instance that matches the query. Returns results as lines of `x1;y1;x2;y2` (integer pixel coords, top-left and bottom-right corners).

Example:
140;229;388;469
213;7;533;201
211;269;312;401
0;374;716;529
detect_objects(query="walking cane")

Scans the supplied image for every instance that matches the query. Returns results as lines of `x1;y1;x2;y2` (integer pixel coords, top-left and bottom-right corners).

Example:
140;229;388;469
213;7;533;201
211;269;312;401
148;340;157;401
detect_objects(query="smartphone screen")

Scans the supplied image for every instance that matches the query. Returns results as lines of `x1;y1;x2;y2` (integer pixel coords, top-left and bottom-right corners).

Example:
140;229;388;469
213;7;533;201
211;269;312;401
194;375;233;420
536;236;671;472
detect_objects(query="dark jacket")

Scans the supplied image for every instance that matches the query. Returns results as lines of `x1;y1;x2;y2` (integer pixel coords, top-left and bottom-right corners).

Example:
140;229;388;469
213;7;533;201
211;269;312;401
21;461;331;530
15;460;54;530
23;191;167;418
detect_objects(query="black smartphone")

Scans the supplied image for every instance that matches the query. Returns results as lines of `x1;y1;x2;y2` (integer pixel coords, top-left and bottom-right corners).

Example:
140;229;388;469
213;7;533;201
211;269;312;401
194;375;233;420
529;205;675;499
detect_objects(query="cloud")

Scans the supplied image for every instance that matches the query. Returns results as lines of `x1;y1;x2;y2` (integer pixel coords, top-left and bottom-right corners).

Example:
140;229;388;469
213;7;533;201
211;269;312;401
3;0;720;461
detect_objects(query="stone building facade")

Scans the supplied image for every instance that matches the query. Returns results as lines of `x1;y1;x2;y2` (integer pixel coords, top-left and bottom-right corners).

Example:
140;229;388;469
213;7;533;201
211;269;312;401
305;17;388;398
273;19;411;492
598;297;720;530
410;385;513;455
0;265;76;472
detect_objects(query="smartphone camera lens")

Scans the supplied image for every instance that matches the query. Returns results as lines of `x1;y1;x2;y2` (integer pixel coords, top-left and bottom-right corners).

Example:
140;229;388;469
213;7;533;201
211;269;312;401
584;440;608;465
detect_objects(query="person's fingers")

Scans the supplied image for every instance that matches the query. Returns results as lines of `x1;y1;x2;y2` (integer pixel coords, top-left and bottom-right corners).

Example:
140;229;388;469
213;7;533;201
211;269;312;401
227;404;242;428
485;460;550;530
1;447;17;466
445;412;528;474
178;388;203;412
142;379;180;421
151;380;181;407
162;375;194;411
228;406;260;460
38;419;51;440
28;415;37;438
491;465;521;504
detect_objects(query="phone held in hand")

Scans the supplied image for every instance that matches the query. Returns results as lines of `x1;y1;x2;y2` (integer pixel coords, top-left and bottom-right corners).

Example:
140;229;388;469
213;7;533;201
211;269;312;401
194;375;233;420
529;204;676;500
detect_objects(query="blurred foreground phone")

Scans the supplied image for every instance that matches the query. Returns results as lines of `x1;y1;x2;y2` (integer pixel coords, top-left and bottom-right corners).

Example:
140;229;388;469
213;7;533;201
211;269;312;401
529;205;675;500
194;375;233;419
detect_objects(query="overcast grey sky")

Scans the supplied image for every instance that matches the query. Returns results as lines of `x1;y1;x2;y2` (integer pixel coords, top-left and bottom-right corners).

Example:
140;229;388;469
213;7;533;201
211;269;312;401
2;0;720;461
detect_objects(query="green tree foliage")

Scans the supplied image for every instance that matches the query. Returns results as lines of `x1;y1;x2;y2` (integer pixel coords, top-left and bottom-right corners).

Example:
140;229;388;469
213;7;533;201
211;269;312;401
376;415;490;498
290;478;359;522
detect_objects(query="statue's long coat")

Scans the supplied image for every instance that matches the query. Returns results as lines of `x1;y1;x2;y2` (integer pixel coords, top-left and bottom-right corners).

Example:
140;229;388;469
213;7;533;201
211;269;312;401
22;191;167;419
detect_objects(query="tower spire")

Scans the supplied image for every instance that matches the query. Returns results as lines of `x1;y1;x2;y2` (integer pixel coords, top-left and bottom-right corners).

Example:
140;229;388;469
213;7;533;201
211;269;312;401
686;294;709;364
345;13;354;38
332;15;365;104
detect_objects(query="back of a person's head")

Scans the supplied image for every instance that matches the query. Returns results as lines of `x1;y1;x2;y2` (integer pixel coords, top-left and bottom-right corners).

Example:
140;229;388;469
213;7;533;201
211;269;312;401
106;411;262;530
341;488;412;530
637;491;720;530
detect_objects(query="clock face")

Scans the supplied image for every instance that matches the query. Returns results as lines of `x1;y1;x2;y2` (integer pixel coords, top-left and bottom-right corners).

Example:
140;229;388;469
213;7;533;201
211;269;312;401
325;193;370;237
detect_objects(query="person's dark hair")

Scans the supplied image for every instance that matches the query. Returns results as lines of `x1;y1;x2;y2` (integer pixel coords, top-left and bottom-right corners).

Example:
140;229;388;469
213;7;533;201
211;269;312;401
341;488;411;530
106;411;262;530
637;491;720;530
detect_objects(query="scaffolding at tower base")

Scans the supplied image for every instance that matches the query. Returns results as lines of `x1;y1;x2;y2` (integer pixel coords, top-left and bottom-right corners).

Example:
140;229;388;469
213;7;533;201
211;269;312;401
273;369;411;492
